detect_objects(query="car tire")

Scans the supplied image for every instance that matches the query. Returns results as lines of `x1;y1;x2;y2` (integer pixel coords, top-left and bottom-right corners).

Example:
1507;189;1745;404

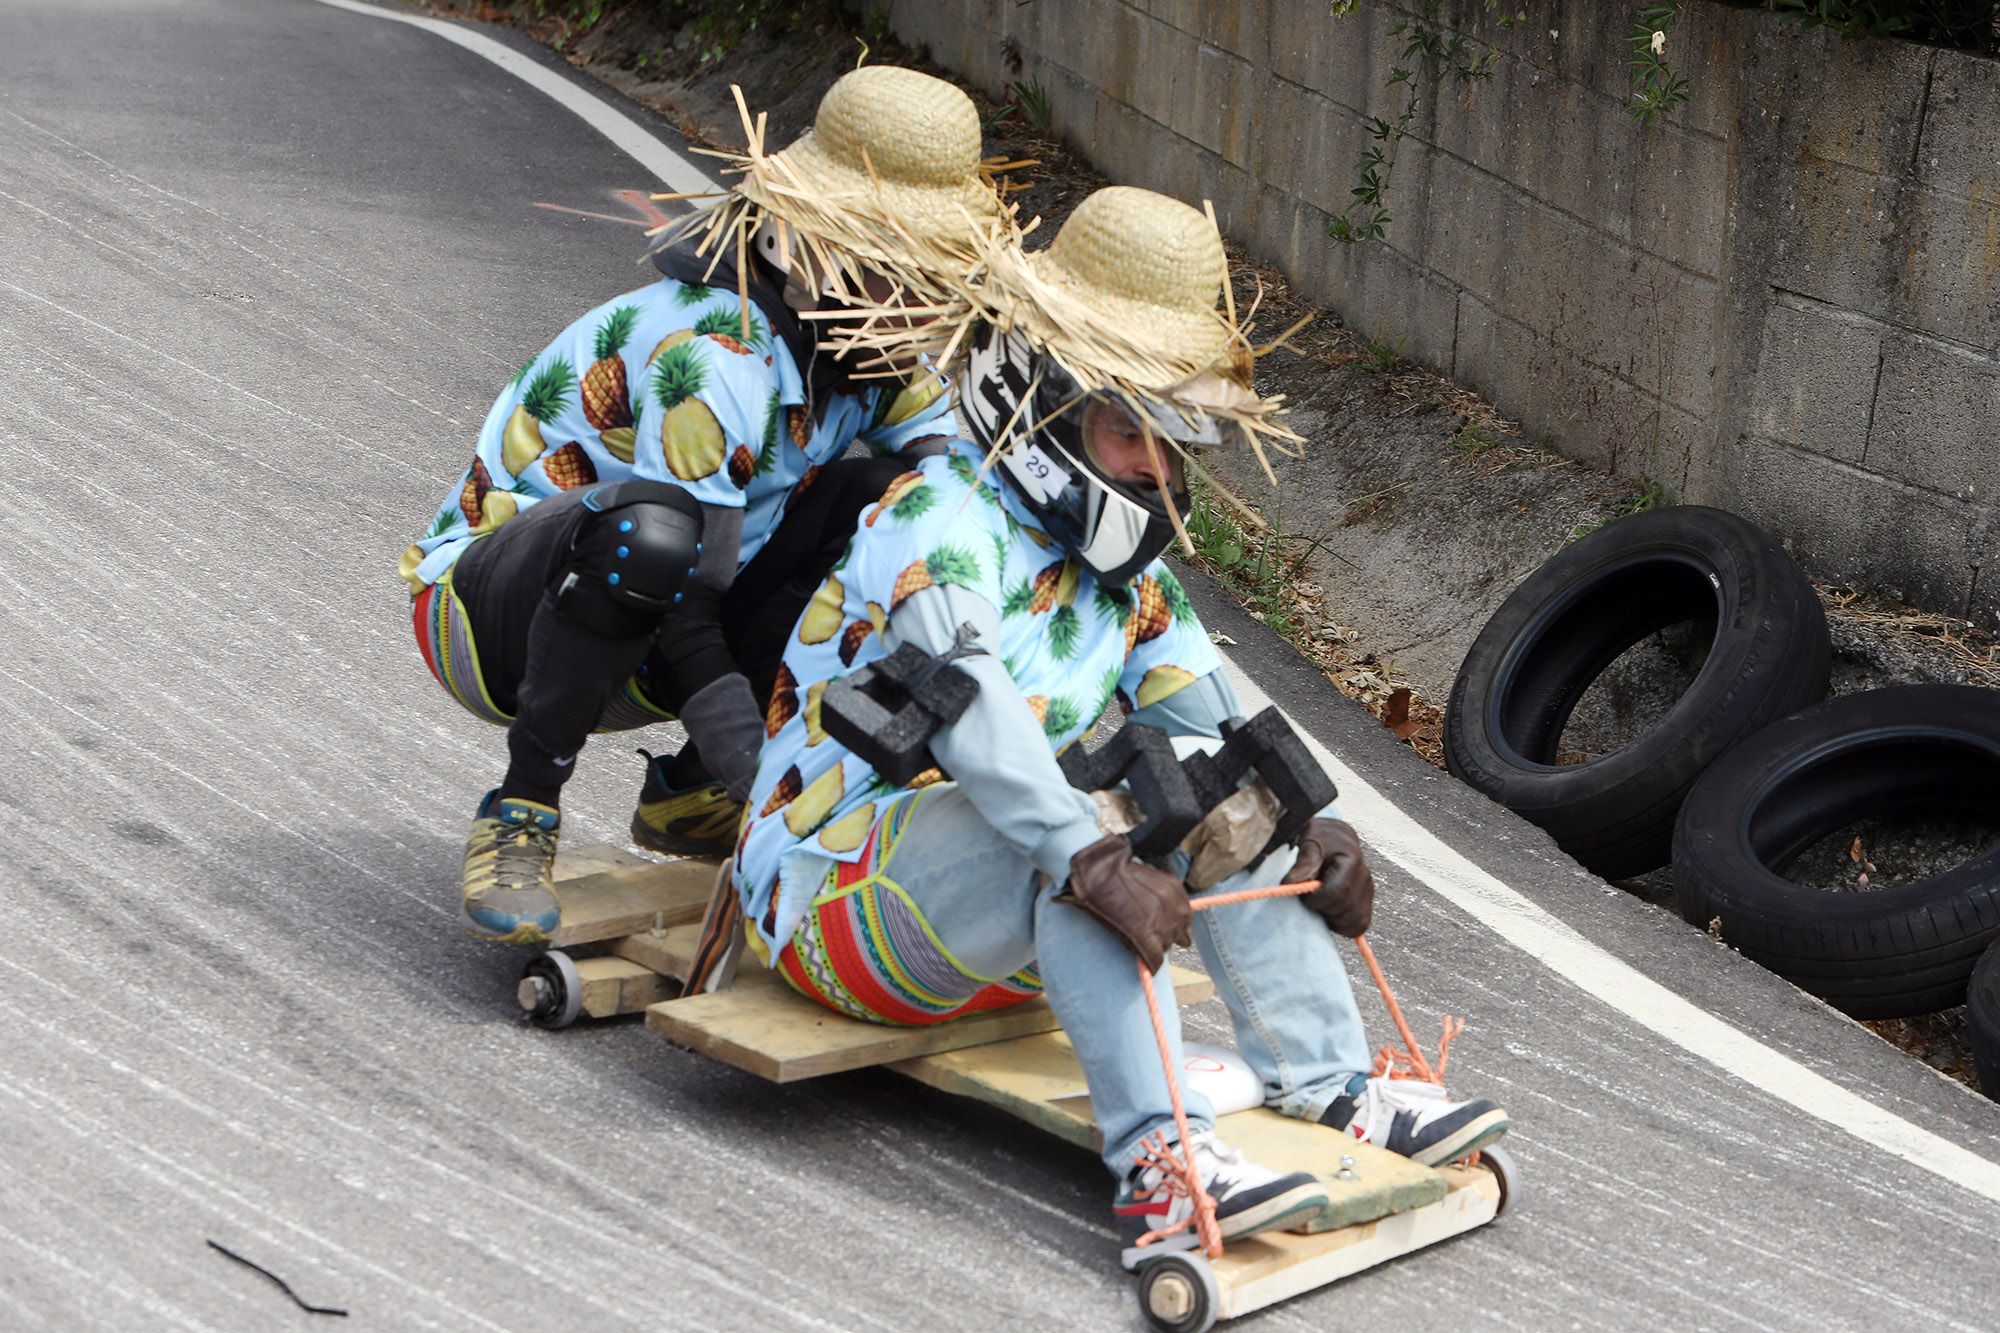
1966;941;2000;1099
1672;685;2000;1019
1445;506;1829;879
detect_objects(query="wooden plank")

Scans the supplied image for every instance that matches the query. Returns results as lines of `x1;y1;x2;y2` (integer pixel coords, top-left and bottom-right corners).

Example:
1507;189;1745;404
548;858;721;947
893;1030;1097;1145
608;924;702;981
574;955;679;1018
554;842;654;881
644;963;1213;1083
1215;1166;1498;1319
894;1031;1443;1231
1212;1106;1443;1232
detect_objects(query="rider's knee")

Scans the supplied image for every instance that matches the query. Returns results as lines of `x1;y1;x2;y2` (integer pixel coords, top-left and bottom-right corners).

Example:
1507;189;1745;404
553;481;704;637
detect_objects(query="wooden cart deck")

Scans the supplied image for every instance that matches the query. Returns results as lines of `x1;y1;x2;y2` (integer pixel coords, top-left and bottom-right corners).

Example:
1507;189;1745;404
535;845;1509;1329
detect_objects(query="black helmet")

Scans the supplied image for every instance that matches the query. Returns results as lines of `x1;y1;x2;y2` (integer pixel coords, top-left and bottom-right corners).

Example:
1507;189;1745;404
958;325;1221;586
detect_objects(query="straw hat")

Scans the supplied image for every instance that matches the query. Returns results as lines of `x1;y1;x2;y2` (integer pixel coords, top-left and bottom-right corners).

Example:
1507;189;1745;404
1026;186;1234;388
654;67;1019;331
972;186;1302;457
744;66;1001;265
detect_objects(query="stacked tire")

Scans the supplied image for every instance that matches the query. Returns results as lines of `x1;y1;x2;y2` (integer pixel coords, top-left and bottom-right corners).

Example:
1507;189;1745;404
1445;506;2000;1097
1671;685;2000;1022
1969;947;2000;1098
1444;506;1831;879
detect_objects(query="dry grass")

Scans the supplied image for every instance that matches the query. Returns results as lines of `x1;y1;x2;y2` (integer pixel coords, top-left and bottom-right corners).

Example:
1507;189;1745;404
1818;583;2000;687
1279;584;1450;769
1180;502;1450;770
1863;1010;1981;1090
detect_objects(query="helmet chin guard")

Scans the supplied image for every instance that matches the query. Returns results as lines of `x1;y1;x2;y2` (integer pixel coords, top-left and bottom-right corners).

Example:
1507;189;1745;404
750;216;793;275
959;325;1197;587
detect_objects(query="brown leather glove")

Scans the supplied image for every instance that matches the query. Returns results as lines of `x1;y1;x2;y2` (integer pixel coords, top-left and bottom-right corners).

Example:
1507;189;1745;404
1286;818;1375;938
1057;833;1191;974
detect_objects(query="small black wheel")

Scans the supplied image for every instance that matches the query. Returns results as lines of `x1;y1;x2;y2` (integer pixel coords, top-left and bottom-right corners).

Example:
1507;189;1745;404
1138;1252;1219;1333
518;951;583;1029
1479;1144;1522;1216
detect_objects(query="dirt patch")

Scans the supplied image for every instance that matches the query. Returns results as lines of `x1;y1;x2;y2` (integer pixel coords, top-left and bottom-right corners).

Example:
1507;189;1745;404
1787;815;2000;895
418;0;2000;1092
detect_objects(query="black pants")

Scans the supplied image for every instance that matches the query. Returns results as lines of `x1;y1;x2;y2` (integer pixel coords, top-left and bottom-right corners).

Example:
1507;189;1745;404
450;455;907;785
714;456;908;706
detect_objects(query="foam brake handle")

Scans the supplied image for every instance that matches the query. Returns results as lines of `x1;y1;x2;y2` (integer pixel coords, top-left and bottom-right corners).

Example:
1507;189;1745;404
1182;707;1338;861
1057;723;1202;859
820;641;982;787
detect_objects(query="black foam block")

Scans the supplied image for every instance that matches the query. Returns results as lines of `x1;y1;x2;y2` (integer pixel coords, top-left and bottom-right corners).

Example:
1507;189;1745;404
820;644;981;788
1058;723;1201;859
1180;708;1338;861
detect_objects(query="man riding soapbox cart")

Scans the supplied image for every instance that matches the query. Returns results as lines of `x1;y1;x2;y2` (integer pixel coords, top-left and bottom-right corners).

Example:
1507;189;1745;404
513;653;1519;1333
421;106;1519;1327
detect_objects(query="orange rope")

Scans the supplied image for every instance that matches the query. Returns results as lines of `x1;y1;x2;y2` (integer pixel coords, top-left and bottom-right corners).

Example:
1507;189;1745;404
1355;936;1434;1083
1184;879;1320;910
1131;878;1328;1262
1136;954;1224;1259
1130;877;1470;1266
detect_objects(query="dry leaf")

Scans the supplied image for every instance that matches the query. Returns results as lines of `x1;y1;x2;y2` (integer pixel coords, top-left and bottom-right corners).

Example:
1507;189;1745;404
1383;687;1412;731
1849;836;1864;864
1707;916;1723;939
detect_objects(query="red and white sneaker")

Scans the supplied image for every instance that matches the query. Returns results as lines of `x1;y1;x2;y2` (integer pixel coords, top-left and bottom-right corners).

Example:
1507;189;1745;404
1113;1128;1329;1244
1321;1076;1510;1166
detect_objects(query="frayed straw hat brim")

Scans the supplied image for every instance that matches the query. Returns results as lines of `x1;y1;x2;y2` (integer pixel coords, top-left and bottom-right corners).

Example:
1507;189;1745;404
653;67;1014;303
963;187;1300;454
743;130;1002;268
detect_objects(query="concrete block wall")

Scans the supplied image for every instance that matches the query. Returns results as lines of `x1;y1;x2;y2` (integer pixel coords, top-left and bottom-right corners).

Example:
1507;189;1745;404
883;0;2000;626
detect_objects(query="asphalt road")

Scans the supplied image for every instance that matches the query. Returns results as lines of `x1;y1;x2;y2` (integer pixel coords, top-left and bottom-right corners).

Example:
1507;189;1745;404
4;2;2000;1329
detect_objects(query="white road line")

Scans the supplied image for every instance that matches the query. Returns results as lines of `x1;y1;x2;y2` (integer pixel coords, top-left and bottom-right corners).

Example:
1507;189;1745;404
308;0;715;195
1215;656;2000;1207
308;0;2000;1208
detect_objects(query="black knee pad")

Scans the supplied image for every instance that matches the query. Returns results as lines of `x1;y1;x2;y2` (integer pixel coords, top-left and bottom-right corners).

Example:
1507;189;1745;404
553;481;704;637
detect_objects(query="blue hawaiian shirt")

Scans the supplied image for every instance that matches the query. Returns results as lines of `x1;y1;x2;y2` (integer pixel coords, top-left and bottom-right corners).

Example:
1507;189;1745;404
735;439;1225;953
401;277;956;591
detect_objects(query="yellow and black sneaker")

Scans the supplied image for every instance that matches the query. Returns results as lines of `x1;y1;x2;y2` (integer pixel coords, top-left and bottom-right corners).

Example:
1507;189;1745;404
631;752;743;859
461;790;562;946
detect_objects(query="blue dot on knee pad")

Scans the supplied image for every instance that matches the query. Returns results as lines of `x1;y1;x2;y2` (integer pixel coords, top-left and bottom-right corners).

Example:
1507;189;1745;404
619;519;634;533
617;545;630;558
608;572;622;586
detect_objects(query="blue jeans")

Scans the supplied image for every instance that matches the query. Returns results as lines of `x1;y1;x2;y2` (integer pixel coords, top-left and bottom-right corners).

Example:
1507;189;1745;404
879;785;1373;1179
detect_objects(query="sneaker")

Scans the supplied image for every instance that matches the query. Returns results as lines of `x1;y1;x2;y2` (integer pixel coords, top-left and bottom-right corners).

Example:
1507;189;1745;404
1321;1076;1510;1167
1114;1128;1330;1244
631;754;742;858
461;790;561;946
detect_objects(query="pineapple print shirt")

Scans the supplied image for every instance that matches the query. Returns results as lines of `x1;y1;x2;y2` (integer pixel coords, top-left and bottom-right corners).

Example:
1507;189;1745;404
401;279;956;591
735;440;1228;955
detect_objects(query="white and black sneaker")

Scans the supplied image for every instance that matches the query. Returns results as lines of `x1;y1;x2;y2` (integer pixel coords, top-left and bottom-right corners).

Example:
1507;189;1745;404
1321;1076;1509;1166
1114;1129;1330;1244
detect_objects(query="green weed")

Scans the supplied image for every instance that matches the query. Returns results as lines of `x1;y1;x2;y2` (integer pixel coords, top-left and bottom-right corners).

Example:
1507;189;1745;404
1565;475;1676;544
1185;487;1325;630
1008;78;1054;135
1449;425;1508;456
1359;334;1406;373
